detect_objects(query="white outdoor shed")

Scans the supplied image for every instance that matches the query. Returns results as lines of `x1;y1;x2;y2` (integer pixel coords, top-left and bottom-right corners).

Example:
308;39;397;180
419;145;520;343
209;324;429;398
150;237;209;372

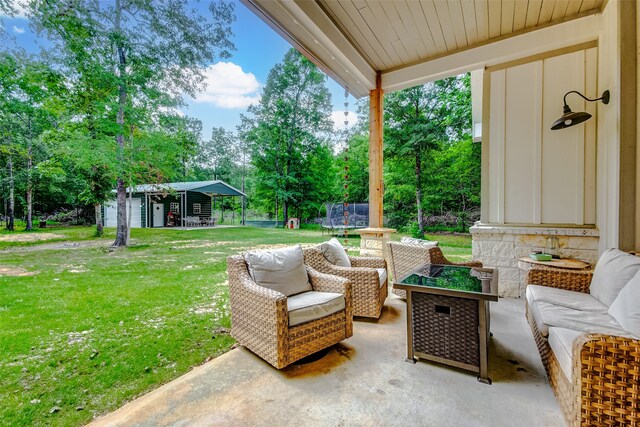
243;0;639;296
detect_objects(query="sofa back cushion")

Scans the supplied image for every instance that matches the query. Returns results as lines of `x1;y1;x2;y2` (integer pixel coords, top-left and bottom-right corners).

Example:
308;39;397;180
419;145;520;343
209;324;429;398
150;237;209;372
400;237;439;248
590;248;640;306
320;238;351;267
608;269;640;337
244;245;311;297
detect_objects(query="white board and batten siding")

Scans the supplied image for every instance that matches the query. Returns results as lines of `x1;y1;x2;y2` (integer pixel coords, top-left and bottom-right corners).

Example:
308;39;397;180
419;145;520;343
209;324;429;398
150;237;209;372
104;198;142;228
484;46;597;226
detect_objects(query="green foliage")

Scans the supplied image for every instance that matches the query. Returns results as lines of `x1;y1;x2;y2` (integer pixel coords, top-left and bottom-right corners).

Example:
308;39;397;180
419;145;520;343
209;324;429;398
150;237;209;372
240;49;334;223
382;74;478;231
26;0;236;245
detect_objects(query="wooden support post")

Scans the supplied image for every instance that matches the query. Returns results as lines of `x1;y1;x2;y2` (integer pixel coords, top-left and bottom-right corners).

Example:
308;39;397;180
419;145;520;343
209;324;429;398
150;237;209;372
357;72;396;257
369;72;384;228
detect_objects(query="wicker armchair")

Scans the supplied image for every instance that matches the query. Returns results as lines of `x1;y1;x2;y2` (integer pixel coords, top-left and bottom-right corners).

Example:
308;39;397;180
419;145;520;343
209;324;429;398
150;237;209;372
526;267;640;426
386;241;483;298
227;255;353;369
303;248;387;318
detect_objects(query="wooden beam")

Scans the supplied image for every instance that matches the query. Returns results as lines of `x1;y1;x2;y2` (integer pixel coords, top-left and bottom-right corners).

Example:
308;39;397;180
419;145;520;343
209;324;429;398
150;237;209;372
618;0;637;250
382;13;602;93
369;72;384;228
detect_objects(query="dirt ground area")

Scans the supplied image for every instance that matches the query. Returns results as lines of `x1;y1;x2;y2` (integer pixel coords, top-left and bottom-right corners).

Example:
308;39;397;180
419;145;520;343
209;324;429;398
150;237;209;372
0;266;38;276
0;233;65;243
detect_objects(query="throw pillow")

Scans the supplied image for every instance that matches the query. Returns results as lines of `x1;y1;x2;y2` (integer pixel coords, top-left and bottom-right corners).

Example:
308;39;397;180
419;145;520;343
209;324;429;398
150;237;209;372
590;248;640;306
608;269;640;337
320;238;351;267
244;245;312;297
400;236;439;248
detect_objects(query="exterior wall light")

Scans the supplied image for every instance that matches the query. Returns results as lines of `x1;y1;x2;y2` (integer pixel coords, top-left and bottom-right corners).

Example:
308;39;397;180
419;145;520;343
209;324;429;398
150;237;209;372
550;90;610;130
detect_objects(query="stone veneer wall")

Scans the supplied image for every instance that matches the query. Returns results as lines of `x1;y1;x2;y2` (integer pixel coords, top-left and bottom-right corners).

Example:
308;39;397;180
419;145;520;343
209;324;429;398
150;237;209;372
470;224;600;298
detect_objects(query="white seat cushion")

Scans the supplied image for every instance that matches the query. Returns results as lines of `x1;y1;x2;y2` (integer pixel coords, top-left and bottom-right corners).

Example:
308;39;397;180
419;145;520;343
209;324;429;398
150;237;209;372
376;268;388;288
590;248;640;306
400;237;439;248
608;269;640;338
529;300;628;337
526;285;607;312
245;245;312;297
287;291;345;327
320;238;351;267
548;327;583;380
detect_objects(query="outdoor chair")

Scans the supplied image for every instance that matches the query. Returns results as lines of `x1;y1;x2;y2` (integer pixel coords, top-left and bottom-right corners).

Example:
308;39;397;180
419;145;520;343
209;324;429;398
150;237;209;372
386;237;483;298
303;238;387;319
525;249;640;426
227;245;353;369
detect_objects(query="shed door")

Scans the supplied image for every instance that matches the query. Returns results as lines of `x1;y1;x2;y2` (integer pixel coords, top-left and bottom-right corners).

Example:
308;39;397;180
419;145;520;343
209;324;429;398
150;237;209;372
104;198;142;228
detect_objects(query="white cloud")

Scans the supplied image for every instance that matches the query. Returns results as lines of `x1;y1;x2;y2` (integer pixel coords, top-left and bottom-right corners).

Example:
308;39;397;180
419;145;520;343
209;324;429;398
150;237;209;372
191;62;261;109
12;25;25;34
331;111;358;131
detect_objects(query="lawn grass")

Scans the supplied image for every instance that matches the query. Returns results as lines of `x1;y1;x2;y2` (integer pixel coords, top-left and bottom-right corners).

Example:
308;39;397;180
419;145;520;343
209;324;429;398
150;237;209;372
0;226;472;426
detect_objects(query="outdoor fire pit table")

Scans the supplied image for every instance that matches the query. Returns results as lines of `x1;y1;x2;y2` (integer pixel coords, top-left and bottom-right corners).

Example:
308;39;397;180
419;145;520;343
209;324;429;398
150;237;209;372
395;264;498;384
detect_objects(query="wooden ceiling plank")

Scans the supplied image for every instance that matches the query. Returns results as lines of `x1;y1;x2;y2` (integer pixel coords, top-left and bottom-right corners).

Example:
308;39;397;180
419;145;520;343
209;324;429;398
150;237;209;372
420;1;449;53
488;0;502;38
551;0;570;21
395;1;438;58
379;0;417;60
433;0;460;50
448;0;470;48
354;2;405;67
460;0;479;45
338;1;394;67
474;0;490;41
513;0;529;31
364;1;409;65
579;0;597;13
501;0;516;35
565;0;583;16
525;0;543;27
323;1;387;69
538;0;556;24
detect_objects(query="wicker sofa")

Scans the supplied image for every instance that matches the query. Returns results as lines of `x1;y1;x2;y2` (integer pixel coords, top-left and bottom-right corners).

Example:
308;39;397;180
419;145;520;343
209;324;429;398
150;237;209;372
525;249;640;426
227;250;353;369
303;247;387;318
386;238;482;298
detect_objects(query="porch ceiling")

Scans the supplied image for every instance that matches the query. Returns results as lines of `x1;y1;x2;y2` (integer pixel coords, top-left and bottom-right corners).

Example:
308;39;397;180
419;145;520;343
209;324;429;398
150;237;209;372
242;0;605;97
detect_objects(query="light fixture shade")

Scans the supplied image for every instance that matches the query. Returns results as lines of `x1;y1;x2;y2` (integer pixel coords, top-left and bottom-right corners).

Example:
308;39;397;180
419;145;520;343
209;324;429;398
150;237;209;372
550;90;609;131
550;110;592;130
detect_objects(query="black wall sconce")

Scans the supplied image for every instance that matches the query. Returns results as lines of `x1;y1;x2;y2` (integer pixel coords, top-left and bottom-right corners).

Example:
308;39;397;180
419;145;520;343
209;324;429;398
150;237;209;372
550;90;610;130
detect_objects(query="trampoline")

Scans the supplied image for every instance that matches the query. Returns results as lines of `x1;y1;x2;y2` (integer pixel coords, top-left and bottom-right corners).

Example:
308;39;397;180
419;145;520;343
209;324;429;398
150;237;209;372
320;203;369;236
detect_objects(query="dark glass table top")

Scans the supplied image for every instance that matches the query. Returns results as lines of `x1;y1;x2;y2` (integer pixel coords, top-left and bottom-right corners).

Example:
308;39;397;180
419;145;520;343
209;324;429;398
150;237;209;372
399;264;492;295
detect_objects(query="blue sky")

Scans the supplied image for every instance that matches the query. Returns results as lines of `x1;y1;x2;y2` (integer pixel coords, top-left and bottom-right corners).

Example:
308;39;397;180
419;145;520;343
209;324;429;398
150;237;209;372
2;1;357;140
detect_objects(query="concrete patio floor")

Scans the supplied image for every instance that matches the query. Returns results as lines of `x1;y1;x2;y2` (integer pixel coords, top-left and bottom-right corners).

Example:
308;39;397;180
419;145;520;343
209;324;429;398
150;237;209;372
91;293;563;427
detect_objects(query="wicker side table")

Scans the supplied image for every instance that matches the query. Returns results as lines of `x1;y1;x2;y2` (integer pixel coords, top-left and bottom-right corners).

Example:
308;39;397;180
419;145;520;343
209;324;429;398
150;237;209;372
395;265;498;384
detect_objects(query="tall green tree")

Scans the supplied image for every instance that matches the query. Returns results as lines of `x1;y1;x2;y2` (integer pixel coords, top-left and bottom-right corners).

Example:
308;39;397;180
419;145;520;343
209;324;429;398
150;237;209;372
196;127;236;181
29;0;235;247
384;75;471;234
241;48;333;224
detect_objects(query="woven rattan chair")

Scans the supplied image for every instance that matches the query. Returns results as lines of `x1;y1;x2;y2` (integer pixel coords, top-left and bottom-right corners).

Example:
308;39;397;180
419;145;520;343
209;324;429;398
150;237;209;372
386;241;482;298
227;255;353;369
526;267;640;426
303;247;387;318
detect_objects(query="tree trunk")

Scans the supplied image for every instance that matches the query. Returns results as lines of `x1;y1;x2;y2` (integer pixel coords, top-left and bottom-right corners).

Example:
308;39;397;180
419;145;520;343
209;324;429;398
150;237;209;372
126;186;133;245
274;197;278;226
283;201;288;228
95;204;103;236
112;0;128;248
415;153;424;235
7;154;14;231
241;172;246;225
25;117;33;231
